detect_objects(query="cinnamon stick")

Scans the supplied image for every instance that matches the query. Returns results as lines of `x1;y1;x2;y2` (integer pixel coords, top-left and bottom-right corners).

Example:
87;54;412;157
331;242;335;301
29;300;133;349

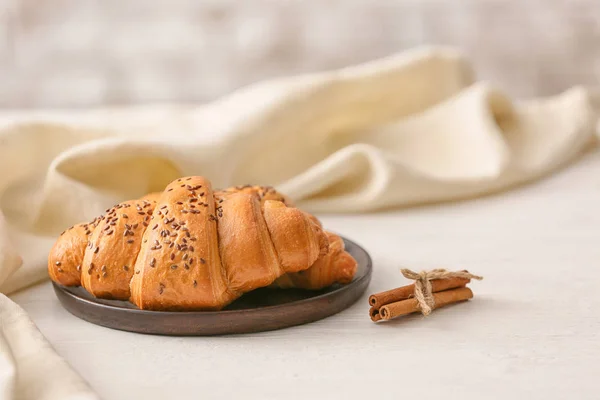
369;307;382;322
379;287;473;321
369;277;470;309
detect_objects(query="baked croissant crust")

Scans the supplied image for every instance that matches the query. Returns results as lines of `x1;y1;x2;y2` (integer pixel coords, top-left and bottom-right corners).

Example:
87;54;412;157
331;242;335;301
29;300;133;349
48;177;356;310
271;232;357;290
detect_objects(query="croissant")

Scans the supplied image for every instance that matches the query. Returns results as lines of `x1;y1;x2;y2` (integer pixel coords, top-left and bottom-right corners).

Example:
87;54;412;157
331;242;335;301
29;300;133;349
48;177;357;311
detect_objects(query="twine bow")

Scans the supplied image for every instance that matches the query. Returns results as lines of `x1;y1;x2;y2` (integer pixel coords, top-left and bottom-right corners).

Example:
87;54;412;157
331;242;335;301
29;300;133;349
401;268;483;315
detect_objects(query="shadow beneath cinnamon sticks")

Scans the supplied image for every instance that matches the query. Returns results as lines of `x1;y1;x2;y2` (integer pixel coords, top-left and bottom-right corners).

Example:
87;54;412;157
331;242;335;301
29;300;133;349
372;299;477;326
372;296;522;327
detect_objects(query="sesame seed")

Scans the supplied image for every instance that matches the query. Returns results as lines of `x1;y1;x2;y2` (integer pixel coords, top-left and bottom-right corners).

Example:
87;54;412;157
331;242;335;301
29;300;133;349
107;230;114;235
94;246;99;254
138;212;145;215
57;268;63;273
170;254;175;260
169;243;174;248
184;264;189;270
193;280;197;287
101;265;106;271
189;246;194;252
123;265;129;271
171;265;177;270
200;258;205;264
135;270;140;274
122;214;128;218
127;239;134;244
150;258;156;267
153;224;158;230
102;272;107;277
55;261;61;266
76;265;81;272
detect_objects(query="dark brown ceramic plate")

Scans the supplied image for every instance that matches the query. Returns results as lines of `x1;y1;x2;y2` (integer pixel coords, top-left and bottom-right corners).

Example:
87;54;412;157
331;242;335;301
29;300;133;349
52;237;371;336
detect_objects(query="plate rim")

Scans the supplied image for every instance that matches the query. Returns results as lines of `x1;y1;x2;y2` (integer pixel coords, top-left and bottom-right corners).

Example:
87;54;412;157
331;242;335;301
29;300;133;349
52;236;372;335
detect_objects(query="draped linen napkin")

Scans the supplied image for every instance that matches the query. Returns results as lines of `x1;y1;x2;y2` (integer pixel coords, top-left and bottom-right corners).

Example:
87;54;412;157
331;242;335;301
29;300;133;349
0;47;598;400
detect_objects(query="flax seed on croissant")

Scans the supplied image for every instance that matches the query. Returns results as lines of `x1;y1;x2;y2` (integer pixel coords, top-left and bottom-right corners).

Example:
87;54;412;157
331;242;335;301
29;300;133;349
49;177;350;311
48;216;102;286
81;199;156;300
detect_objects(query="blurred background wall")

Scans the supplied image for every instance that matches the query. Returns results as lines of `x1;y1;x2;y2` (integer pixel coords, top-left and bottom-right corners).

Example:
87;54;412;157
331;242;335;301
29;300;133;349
0;0;598;109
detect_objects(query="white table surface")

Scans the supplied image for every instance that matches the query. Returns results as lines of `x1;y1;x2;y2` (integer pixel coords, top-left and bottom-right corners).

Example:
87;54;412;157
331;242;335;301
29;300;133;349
10;150;600;400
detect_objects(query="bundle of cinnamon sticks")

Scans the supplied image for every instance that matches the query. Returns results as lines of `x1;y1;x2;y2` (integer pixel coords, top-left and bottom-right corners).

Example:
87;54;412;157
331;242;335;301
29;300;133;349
369;269;482;322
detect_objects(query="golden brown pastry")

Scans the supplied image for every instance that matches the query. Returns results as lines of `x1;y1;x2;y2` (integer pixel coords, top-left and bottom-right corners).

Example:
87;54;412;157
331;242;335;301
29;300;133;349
216;185;323;228
218;185;294;206
81;199;156;299
49;177;356;311
48;216;102;286
129;177;327;310
272;232;357;290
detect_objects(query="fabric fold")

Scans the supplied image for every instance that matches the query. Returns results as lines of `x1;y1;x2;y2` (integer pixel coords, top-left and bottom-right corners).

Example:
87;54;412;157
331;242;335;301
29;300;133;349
0;46;598;400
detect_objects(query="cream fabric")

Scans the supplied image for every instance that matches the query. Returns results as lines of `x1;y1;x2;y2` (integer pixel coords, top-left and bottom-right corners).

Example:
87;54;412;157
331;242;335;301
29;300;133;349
0;47;598;400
